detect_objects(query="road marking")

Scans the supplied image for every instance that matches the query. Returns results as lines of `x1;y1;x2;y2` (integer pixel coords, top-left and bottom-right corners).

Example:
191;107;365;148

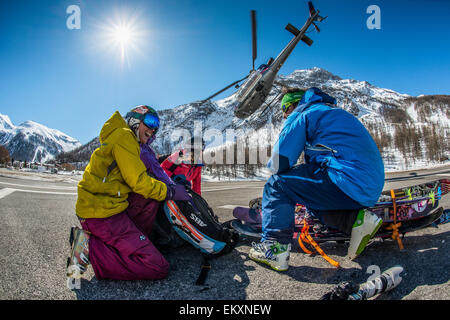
10;188;77;196
0;181;77;190
437;174;449;177
203;186;263;192
0;188;16;199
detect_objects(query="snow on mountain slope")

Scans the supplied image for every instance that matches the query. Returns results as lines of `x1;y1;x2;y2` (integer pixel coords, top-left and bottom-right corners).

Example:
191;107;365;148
57;67;450;172
0;114;81;163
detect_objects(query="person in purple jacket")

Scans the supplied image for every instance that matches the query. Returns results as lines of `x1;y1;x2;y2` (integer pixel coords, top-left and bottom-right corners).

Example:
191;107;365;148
126;107;185;240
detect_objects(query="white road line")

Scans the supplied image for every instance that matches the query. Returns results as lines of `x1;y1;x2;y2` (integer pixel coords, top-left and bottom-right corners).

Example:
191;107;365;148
0;181;77;190
11;188;77;196
0;188;16;199
437;174;449;177
203;186;263;192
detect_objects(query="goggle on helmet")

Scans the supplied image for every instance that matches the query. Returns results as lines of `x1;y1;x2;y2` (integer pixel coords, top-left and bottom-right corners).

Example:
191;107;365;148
126;106;160;133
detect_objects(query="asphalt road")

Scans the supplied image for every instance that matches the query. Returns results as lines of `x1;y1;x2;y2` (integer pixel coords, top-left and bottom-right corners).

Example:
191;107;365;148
0;166;449;300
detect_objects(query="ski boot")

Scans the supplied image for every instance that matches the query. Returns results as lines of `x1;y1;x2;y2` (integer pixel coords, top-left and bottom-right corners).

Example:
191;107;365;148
347;209;383;260
248;240;291;272
67;226;90;279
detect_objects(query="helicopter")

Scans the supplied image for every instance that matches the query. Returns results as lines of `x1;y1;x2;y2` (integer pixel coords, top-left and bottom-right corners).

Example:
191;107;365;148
202;1;327;119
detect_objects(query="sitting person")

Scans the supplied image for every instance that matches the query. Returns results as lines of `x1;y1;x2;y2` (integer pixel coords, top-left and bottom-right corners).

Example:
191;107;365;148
67;105;190;281
160;136;205;195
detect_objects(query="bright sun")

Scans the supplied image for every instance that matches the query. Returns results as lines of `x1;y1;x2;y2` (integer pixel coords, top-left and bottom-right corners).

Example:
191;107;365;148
96;11;148;67
113;25;133;46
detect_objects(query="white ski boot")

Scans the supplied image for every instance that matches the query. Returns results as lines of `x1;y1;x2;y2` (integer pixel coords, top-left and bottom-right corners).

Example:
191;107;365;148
347;209;383;260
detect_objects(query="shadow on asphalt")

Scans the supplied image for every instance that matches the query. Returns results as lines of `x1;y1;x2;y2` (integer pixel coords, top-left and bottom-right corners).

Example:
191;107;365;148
287;242;360;285
385;170;449;182
372;230;450;300
69;230;449;300
285;229;449;300
72;245;252;300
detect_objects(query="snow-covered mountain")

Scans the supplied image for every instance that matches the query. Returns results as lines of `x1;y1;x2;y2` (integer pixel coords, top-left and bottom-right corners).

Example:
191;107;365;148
0;114;81;163
57;67;450;172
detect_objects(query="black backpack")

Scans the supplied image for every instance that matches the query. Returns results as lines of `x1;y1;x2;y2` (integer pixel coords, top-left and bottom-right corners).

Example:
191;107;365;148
151;188;239;285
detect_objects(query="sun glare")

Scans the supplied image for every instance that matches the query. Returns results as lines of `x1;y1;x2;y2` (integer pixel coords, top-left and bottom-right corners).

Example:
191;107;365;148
113;25;133;46
95;10;149;68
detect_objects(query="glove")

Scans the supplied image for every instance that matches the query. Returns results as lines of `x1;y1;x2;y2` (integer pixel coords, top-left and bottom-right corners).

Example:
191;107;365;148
165;184;191;201
172;174;192;188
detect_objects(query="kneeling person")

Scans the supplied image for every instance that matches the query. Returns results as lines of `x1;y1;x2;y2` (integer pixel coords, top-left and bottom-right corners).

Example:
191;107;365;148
249;88;384;271
67;105;190;280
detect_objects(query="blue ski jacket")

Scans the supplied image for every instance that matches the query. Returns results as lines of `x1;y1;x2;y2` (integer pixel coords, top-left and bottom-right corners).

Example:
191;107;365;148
267;87;385;207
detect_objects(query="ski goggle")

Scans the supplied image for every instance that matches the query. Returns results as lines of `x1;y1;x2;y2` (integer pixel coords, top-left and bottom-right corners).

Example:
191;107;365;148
142;113;160;130
126;111;160;131
280;90;305;113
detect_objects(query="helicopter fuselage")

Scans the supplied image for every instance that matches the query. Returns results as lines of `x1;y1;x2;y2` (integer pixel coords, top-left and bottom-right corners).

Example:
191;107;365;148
234;8;321;119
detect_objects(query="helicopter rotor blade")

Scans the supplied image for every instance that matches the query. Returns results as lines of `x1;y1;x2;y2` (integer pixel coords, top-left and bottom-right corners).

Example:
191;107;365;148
203;75;249;102
251;10;257;71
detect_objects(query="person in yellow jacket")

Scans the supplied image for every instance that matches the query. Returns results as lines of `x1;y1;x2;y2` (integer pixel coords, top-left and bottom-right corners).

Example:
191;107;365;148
67;105;190;280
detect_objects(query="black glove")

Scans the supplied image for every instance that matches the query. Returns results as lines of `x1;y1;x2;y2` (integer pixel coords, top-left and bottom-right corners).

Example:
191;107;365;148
172;174;192;188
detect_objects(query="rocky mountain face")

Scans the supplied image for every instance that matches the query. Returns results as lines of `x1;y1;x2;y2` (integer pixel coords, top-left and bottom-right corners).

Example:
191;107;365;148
57;68;450;172
0;114;81;163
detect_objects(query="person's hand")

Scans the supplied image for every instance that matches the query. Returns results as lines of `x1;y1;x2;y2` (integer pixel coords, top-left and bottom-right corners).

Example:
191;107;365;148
165;184;191;201
173;174;192;188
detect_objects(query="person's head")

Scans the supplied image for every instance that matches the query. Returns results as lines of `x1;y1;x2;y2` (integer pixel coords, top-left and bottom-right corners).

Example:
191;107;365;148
280;87;306;119
125;105;160;145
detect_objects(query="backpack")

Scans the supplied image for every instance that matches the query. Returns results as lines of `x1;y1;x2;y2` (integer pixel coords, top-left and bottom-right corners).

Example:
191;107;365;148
152;188;239;285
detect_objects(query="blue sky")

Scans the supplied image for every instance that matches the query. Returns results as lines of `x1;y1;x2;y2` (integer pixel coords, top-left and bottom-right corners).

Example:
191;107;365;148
1;0;449;144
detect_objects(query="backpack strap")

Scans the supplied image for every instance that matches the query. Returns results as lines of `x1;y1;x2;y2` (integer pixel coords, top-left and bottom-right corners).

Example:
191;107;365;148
387;190;404;250
158;154;170;164
298;218;340;268
167;162;179;174
195;254;212;286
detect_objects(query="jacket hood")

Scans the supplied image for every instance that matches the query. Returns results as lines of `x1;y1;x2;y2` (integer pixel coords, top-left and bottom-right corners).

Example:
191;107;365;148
99;111;132;143
294;87;337;114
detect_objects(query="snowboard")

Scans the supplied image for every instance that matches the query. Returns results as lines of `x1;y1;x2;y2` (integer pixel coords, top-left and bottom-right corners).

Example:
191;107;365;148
229;207;447;243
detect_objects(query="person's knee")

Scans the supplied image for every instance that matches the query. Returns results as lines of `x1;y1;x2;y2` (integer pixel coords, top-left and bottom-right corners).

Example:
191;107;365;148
145;254;170;280
264;174;282;193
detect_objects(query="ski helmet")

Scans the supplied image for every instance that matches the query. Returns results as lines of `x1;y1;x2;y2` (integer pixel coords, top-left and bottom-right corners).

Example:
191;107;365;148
280;89;305;113
125;105;160;142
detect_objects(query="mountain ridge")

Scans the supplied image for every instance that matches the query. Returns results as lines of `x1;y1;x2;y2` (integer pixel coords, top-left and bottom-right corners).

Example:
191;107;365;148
53;67;450;171
0;114;81;163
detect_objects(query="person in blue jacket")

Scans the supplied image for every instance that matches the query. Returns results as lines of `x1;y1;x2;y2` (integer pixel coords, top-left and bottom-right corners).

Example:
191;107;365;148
249;87;385;271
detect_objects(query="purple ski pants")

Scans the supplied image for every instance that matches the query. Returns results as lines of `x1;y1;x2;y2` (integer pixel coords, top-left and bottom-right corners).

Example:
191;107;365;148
79;193;169;280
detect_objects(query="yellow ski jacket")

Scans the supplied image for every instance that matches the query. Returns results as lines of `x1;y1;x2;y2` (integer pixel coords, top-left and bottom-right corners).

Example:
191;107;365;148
75;111;167;219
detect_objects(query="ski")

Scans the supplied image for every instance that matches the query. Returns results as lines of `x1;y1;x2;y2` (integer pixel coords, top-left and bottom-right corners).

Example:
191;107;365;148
231;207;445;243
